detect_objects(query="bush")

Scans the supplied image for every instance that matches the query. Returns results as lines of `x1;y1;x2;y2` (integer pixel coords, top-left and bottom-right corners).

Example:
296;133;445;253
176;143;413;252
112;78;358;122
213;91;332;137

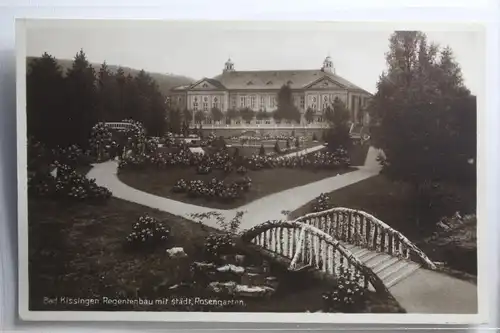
322;266;367;312
204;233;236;259
236;166;247;175
28;163;111;202
125;214;171;251
196;164;212;175
259;144;266;156
274;140;281;154
312;193;331;212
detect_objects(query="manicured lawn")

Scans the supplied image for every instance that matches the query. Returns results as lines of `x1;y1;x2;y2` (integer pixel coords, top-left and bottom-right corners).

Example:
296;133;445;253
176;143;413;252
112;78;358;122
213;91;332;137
118;166;355;210
28;197;402;312
289;175;476;241
349;143;370;166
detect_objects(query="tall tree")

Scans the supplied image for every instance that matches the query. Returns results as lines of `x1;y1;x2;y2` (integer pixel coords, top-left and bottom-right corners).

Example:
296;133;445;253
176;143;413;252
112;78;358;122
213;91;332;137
167;108;182;134
369;31;475;225
64;49;98;148
275;84;301;123
325;98;351;150
211;107;224;123
304;107;315;124
26;53;65;148
96;61;120;121
240;107;255;123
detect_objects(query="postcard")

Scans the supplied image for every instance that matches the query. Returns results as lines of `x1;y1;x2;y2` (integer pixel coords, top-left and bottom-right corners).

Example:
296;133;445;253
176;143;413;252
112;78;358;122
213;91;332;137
17;19;485;324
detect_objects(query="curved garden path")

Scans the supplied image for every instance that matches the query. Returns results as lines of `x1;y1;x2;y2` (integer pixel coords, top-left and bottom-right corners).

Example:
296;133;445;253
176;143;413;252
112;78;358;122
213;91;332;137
86;145;477;314
87;145;382;229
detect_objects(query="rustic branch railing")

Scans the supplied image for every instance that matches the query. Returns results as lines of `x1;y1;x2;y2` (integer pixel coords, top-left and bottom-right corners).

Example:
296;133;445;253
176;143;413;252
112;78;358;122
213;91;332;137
240;220;391;296
294;207;436;269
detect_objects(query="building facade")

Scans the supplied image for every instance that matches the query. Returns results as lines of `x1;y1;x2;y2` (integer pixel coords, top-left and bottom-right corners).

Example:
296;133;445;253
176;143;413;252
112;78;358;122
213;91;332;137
168;56;372;128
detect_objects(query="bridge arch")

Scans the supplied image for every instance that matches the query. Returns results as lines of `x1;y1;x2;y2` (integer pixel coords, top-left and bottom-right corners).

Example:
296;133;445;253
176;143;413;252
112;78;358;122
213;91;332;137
293;207;436;269
240;220;391;296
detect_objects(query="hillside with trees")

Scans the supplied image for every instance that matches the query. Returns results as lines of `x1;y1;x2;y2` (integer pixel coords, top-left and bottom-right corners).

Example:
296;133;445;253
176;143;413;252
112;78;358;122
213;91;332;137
27;50;194;149
26;56;194;96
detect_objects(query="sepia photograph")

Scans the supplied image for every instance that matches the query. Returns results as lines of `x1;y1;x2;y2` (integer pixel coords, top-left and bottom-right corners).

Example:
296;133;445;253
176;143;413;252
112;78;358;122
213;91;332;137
17;19;482;322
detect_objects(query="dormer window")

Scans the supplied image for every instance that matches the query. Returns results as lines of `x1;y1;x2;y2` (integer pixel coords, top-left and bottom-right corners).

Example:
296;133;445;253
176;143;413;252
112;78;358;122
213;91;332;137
202;83;208;88
287;80;293;85
323;81;329;86
266;81;273;85
247;81;253;85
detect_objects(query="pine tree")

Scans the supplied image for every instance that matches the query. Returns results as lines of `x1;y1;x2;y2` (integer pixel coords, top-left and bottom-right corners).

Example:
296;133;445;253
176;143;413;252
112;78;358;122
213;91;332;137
276;84;301;123
64;49;98;148
26;53;66;148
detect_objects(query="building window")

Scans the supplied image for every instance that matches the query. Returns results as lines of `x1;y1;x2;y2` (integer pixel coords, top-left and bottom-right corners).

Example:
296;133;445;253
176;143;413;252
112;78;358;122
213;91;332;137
256;120;261;124
300;96;305;109
270;96;276;108
240;96;246;107
212;97;219;109
318;116;323;122
250;95;256;109
260;96;265;108
203;96;209;111
265;120;271;124
193;97;198;111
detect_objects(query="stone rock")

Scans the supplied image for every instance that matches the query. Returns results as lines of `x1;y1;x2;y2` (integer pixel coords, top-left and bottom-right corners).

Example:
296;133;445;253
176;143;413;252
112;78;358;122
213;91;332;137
217;264;245;275
191;261;216;270
265;276;279;289
234;284;275;298
166;247;187;258
208;281;237;294
241;272;265;287
235;254;246;265
50;167;58;178
220;254;236;264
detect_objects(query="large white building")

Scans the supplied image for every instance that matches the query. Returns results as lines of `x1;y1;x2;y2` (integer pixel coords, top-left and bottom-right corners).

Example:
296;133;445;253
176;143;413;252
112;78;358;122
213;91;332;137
169;56;372;129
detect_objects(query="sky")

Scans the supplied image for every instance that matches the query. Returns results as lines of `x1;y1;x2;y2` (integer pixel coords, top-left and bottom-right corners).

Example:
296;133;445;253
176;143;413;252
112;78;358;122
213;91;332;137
24;20;484;95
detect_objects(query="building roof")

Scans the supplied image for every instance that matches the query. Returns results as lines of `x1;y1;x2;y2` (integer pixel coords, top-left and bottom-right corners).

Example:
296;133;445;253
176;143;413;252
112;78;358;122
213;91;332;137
212;69;370;93
171;69;371;95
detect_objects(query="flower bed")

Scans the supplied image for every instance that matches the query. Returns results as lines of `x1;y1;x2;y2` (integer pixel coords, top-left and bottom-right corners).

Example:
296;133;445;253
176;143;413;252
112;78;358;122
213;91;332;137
172;177;252;203
28;163;111;202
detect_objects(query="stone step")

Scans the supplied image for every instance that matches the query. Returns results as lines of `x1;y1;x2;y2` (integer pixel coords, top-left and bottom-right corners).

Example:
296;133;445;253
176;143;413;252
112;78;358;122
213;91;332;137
384;262;421;288
357;250;380;263
365;252;396;269
372;256;400;274
378;259;412;281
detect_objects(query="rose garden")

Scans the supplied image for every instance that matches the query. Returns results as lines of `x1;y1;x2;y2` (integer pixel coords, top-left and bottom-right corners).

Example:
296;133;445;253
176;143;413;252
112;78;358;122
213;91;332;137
26;31;478;314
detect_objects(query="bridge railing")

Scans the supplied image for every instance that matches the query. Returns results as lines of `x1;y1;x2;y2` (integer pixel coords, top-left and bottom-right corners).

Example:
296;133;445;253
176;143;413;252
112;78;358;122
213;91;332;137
240;220;391;296
294;208;436;269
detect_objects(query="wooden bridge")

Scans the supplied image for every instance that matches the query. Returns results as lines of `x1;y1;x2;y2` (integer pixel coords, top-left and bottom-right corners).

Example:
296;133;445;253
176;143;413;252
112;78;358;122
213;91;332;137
240;207;436;297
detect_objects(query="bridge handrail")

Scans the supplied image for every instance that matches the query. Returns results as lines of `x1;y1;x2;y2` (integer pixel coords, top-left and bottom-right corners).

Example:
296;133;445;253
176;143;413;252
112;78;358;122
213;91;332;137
294;207;436;269
240;220;391;296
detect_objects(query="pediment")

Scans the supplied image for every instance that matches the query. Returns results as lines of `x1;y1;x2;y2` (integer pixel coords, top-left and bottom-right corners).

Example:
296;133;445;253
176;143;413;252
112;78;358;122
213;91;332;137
306;77;344;90
189;79;225;91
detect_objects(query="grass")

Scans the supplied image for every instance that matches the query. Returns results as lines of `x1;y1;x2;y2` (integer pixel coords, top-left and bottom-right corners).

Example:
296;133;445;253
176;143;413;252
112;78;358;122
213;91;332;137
118;166;355;210
28;197;401;312
349;144;370;166
288;174;477;277
289;174;476;242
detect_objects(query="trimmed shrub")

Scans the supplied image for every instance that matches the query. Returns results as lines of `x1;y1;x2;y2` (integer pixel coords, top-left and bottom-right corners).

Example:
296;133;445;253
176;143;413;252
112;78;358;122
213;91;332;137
322;266;367;312
125;214;171;251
